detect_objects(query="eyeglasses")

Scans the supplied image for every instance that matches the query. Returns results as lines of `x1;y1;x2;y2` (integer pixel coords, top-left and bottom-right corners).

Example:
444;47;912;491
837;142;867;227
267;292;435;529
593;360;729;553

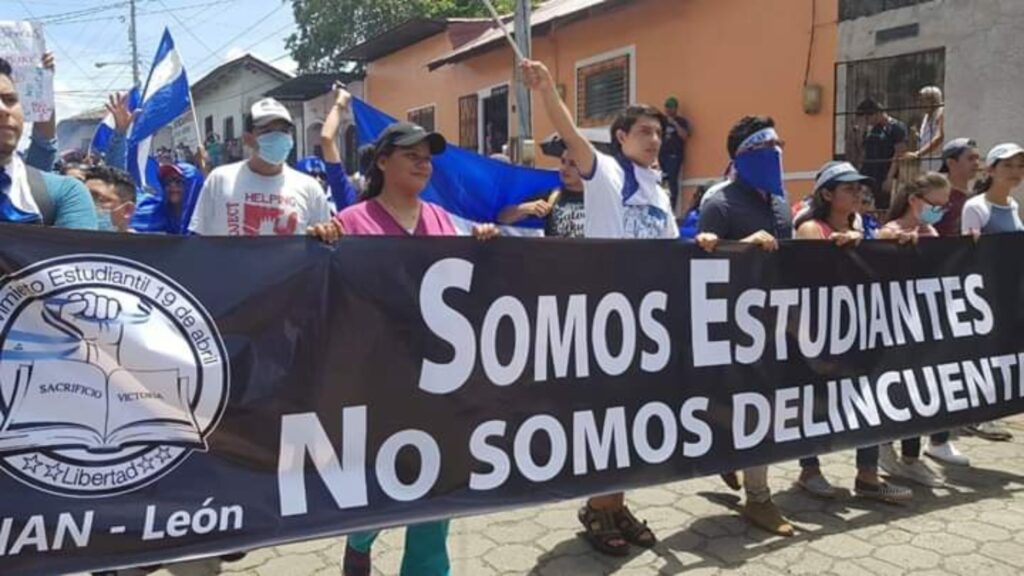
919;196;949;210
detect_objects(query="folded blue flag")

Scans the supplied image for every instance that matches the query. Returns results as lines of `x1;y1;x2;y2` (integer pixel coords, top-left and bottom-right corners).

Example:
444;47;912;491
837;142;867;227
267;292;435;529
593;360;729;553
351;98;560;228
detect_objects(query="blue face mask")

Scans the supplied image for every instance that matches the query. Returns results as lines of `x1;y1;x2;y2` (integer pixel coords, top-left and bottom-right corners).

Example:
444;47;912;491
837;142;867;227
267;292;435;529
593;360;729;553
96;208;118;232
256;132;294;166
734;147;786;197
919;203;945;225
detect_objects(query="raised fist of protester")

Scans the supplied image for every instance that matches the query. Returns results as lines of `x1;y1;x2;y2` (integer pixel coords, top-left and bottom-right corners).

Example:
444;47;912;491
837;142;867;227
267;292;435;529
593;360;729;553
740;230;779;252
472;223;500;241
307;220;345;244
105;92;136;135
829;230;863;247
520;59;554;92
695;232;720;253
332;82;352;111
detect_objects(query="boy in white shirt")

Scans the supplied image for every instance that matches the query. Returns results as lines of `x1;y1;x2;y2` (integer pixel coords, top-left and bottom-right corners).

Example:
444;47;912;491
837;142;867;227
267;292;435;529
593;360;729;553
522;57;715;558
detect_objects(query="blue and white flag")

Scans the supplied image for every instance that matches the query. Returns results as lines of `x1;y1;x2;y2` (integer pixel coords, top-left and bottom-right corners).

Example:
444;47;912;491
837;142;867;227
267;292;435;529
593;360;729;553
128;28;192;193
89;87;140;157
351;98;560;231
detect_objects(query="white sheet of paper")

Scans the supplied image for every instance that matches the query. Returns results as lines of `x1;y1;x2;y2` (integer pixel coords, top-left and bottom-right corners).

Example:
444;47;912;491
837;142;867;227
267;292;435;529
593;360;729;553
0;21;54;122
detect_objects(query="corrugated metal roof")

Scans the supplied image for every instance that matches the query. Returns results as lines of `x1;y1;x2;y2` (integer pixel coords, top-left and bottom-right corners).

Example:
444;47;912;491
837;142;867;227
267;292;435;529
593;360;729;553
427;0;621;70
263;72;365;101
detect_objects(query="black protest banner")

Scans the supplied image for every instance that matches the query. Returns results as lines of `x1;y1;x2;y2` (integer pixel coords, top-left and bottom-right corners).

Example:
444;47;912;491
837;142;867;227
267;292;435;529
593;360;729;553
0;224;1022;575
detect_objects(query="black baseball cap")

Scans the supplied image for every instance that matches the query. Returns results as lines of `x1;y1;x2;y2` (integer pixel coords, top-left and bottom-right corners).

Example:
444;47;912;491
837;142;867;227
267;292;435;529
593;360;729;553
374;122;446;155
856;98;882;116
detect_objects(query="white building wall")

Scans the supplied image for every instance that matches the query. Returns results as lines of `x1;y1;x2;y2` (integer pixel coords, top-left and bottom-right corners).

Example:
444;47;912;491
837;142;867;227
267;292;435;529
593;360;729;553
838;0;1024;153
191;65;288;157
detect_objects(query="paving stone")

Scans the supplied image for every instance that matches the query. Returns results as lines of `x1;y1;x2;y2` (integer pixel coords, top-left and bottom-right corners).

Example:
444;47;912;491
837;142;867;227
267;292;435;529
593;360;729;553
481;543;543;572
536;553;609;575
808;533;876;558
255;553;326;576
911;532;978;555
874;543;942;570
943;553;1019;576
946;520;1012;542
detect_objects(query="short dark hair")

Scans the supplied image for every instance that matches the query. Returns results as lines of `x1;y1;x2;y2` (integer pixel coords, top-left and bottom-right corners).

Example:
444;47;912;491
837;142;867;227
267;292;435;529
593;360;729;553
86;165;137;203
0;57;11;80
726;115;776;159
610;105;666;156
856;98;883;116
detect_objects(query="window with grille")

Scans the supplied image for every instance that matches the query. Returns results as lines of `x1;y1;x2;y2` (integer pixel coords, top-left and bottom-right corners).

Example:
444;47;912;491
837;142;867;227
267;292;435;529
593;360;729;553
577;54;631;128
459;94;479;151
407;106;436;132
839;0;932;21
833;48;945;163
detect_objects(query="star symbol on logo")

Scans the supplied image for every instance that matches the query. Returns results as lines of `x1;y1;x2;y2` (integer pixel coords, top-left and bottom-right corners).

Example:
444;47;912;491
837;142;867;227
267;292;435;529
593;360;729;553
138;456;155;473
20;454;43;474
43;462;65;481
155;447;174;463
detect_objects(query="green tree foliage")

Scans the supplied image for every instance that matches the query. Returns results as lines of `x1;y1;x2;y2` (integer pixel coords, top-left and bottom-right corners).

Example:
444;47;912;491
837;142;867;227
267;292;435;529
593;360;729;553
286;0;524;73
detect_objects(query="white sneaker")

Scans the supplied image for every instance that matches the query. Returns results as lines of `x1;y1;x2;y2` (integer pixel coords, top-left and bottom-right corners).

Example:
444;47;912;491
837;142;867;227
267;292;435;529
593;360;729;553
899;459;945;487
925;441;970;467
878;443;900;477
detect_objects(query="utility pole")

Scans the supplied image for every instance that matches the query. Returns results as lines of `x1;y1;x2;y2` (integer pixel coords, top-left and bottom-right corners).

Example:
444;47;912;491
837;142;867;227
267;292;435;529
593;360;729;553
513;0;532;164
129;0;141;88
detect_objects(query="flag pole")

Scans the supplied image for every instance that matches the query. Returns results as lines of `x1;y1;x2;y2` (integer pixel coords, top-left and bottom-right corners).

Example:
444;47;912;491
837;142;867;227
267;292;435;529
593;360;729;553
479;0;526;61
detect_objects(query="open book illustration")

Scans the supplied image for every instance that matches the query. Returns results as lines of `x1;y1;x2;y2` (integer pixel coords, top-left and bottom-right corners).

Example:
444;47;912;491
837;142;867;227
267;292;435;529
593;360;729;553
0;359;205;454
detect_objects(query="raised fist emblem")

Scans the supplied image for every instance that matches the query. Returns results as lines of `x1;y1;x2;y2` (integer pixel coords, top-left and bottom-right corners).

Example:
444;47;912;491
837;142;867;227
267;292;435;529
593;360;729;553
43;291;151;369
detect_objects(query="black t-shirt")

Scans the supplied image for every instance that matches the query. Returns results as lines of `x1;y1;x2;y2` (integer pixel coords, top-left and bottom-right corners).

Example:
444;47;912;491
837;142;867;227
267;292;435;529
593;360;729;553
660;116;690;164
860;117;907;184
697;179;793;241
544;189;585;238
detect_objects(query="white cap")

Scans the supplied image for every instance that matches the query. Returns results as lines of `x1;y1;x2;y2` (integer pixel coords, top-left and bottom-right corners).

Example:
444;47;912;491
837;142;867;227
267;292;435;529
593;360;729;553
986;142;1024;167
250;98;293;129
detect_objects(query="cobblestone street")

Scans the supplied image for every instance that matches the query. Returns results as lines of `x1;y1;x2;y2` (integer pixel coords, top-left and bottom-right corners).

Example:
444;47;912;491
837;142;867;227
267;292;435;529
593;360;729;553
78;415;1024;576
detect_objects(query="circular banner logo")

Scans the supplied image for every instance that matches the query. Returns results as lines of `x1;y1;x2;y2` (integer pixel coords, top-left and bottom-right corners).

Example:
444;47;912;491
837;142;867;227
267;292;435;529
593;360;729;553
0;255;229;498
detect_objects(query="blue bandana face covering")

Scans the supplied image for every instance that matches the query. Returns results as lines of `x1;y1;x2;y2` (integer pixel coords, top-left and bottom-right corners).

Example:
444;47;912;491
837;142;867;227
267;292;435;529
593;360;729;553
256;133;294;166
734;147;785;197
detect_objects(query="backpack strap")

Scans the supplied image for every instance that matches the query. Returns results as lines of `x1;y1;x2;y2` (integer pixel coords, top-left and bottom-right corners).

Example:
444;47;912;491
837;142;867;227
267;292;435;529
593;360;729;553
25;166;55;226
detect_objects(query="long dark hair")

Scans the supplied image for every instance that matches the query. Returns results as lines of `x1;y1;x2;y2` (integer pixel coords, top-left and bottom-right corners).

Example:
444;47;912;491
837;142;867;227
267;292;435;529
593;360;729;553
362;143;396;200
888;172;950;221
973;160;999;195
793;182;855;231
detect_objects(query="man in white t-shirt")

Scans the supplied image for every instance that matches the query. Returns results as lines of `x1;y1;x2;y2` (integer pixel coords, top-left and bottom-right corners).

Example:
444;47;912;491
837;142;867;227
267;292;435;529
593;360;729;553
522;58;716;559
189;98;332;236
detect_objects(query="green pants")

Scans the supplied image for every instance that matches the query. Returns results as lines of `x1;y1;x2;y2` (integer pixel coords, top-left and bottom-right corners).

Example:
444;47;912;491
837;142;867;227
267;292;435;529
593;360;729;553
348;520;450;576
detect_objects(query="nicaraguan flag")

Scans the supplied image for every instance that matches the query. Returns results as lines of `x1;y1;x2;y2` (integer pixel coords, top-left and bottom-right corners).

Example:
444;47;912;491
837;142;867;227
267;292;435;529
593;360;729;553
351;98;560;230
128;28;191;193
90;87;140;156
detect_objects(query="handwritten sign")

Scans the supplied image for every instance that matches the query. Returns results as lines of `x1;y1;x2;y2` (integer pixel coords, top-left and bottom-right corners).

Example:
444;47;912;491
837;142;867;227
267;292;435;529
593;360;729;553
0;21;54;122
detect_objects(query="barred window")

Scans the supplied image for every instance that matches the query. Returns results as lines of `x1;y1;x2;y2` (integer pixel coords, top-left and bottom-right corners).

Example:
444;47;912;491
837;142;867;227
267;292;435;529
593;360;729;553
408;106;436;132
458;94;479;150
577;54;631;128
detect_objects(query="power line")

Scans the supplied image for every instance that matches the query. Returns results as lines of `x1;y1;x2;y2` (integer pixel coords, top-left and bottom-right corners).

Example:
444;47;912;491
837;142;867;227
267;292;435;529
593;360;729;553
153;0;220;62
44;0;235;26
189;2;287;74
14;0;104;92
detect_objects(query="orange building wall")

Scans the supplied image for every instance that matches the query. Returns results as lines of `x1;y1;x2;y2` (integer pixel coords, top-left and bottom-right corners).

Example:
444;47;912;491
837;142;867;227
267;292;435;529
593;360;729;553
366;0;838;200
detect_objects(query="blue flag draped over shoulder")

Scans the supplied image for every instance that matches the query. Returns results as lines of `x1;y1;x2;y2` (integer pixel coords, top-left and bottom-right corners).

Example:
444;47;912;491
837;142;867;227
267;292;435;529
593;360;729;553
352;98;560;229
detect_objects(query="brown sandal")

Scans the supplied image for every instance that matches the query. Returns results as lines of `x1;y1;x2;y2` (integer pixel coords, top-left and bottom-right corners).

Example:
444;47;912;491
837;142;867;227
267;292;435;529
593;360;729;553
578;505;631;557
613;506;657;548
